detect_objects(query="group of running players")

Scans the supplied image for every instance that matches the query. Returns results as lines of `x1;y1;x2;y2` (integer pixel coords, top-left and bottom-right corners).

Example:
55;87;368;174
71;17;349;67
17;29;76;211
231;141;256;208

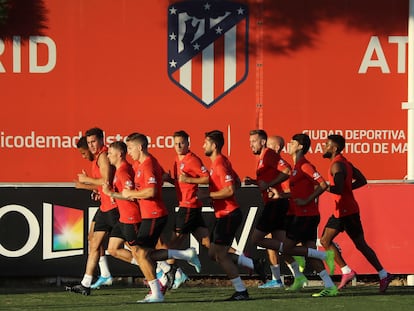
65;127;393;303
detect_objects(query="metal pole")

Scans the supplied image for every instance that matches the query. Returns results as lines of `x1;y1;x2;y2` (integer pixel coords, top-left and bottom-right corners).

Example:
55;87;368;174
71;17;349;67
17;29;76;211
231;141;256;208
402;0;414;180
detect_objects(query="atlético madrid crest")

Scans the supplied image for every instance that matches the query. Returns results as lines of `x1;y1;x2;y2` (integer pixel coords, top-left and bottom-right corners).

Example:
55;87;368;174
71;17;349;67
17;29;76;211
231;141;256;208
168;1;249;108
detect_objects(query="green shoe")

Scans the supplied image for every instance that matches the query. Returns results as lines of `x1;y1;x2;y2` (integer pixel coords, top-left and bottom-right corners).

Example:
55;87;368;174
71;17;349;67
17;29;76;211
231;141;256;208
325;250;335;275
312;286;338;297
286;275;307;291
293;256;306;272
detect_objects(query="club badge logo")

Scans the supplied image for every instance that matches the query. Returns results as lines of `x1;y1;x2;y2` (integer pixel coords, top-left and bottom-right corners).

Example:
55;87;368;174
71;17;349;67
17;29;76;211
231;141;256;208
168;1;249;108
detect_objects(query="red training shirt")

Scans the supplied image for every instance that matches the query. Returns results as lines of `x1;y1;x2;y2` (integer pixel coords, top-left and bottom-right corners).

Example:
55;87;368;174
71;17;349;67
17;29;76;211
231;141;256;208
133;154;168;219
328;154;360;217
289;157;326;216
174;151;209;208
91;146;117;212
209;154;239;218
113;161;141;224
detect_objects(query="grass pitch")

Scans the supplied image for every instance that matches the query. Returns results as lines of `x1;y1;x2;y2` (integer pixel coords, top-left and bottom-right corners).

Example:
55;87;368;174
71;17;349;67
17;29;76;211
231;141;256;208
1;280;413;311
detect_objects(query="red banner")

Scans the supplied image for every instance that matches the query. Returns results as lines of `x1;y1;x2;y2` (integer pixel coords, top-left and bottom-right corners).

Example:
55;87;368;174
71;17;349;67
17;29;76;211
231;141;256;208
319;183;414;274
0;0;409;182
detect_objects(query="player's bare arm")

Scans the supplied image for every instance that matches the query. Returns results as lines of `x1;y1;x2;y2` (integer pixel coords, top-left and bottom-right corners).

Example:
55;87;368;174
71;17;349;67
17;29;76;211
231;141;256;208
122;186;156;200
74;181;98;191
209;184;235;200
179;174;209;184
77;152;111;186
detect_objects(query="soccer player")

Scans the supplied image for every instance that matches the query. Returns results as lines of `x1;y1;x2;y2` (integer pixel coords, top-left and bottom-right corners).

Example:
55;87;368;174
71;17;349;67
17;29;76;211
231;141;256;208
75;136;113;290
121;133;201;303
201;130;249;301
67;128;118;295
266;135;307;282
244;130;291;289
162;130;210;289
267;133;337;297
164;130;264;288
320;134;393;292
101;141;143;286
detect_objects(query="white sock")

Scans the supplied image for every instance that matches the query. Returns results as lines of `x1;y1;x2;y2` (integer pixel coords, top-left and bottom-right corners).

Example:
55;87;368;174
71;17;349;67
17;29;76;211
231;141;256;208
81;274;93;287
270;264;281;280
157;261;171;273
158;273;168;286
287;261;304;278
378;269;388;279
130;257;138;266
341;265;352;274
230;277;246;292
98;256;111;278
307;248;325;260
237;253;254;270
319;269;335;288
148;279;162;298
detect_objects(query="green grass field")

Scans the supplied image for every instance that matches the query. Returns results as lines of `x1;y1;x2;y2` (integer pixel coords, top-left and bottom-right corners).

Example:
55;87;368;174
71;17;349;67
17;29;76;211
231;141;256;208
1;281;413;311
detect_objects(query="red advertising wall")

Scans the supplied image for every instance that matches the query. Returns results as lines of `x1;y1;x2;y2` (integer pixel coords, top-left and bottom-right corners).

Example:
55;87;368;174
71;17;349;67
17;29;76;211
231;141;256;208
0;0;409;182
319;183;414;274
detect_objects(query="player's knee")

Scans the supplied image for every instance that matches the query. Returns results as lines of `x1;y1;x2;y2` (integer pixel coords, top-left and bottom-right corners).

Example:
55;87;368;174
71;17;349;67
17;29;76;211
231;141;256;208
107;247;118;258
319;237;330;249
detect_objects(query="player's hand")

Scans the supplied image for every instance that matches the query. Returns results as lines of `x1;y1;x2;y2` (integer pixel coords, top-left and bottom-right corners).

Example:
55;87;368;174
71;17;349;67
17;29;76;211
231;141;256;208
122;189;133;200
102;182;110;196
74;181;84;189
77;170;88;183
267;187;279;199
178;172;188;183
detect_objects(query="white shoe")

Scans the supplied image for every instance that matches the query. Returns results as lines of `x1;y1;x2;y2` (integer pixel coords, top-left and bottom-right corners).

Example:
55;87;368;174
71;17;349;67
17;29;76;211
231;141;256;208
137;294;164;303
172;269;189;289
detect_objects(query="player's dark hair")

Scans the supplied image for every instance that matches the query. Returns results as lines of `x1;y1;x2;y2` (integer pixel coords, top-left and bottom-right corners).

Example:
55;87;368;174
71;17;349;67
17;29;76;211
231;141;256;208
173;130;189;141
328;134;346;153
205;130;224;152
292;133;311;155
109;141;127;157
76;136;88;149
126;132;148;149
249;129;267;141
85;127;104;140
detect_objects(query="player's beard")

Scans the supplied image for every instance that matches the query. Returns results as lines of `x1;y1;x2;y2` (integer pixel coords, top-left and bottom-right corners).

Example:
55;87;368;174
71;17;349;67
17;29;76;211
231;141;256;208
252;146;262;155
322;151;332;159
205;150;213;157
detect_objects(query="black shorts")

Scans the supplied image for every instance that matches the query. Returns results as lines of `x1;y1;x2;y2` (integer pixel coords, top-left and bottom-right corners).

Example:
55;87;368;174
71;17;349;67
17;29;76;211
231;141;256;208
324;213;364;240
211;208;242;246
284;214;295;230
286;215;320;244
136;216;168;249
94;208;120;234
111;222;141;246
175;207;207;234
256;198;289;233
92;208;99;222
